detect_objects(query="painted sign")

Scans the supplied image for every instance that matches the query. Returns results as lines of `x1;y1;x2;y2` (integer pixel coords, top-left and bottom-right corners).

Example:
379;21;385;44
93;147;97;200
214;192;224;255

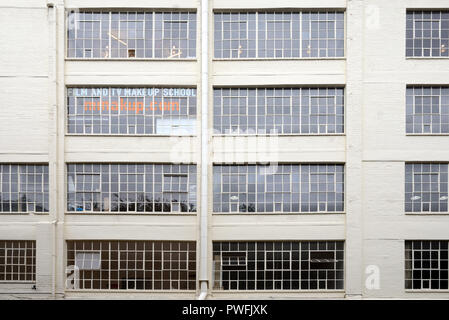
67;87;197;97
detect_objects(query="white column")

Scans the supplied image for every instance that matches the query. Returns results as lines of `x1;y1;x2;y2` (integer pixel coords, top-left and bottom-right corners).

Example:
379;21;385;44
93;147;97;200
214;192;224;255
345;0;364;298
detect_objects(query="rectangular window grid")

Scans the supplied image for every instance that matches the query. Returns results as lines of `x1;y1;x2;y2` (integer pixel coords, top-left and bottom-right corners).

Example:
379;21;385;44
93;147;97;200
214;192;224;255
213;88;344;135
0;164;49;213
261;13;298;58
214;12;255;59
406;87;449;134
67;11;196;59
0;241;36;282
213;164;344;213
67;241;196;290
406;11;449;57
67;164;197;213
405;163;448;213
213;241;344;290
302;12;344;58
214;11;344;59
405;240;449;290
67;87;196;135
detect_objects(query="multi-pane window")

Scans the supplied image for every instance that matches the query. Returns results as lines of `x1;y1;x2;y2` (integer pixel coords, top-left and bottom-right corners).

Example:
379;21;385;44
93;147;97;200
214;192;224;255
67;11;196;59
66;241;196;290
406;11;449;57
213;164;344;213
214;12;255;58
67;87;196;135
302;12;345;58
213;241;344;290
405;163;448;213
214;11;344;59
67;164;197;213
261;13;299;58
213;88;344;134
0;241;36;282
405;240;449;290
406;87;449;134
0;164;49;213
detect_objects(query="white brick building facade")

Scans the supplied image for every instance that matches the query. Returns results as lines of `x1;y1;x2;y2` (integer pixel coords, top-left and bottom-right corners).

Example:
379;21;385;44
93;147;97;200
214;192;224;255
0;0;449;299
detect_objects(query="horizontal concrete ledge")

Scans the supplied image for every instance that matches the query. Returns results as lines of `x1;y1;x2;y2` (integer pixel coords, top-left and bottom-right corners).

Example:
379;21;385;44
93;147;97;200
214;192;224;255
0;75;48;78
65;59;197;62
213;222;344;226
210;291;345;299
64;223;197;226
213;58;346;61
212;0;346;9
63;292;197;299
65;0;198;9
65;134;197;138
212;213;345;216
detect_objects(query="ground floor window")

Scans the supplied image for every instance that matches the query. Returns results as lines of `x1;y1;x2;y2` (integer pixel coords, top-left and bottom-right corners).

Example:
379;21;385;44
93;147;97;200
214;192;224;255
212;241;344;290
405;240;449;290
66;240;196;290
0;240;36;282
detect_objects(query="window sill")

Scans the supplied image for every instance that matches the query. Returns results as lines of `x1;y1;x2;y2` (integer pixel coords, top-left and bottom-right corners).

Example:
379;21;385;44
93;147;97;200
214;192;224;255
211;289;345;293
405;212;449;215
406;133;449;136
65;58;197;62
65;289;196;293
0;212;49;216
65;133;197;138
212;133;346;137
406;57;449;60
65;212;197;216
212;212;345;215
213;57;346;61
405;289;449;293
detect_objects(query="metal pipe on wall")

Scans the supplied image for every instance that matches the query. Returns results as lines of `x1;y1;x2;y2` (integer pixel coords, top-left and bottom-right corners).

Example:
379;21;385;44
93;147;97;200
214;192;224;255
198;0;209;300
46;1;58;300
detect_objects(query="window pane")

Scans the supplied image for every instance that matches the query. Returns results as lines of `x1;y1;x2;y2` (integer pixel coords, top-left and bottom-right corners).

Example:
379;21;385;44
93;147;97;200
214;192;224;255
405;163;448;213
0;164;49;213
406;11;449;57
406;86;449;134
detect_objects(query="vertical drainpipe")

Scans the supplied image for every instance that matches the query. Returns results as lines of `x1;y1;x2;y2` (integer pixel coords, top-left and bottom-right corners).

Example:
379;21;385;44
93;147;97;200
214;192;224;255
46;1;57;299
197;0;209;300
